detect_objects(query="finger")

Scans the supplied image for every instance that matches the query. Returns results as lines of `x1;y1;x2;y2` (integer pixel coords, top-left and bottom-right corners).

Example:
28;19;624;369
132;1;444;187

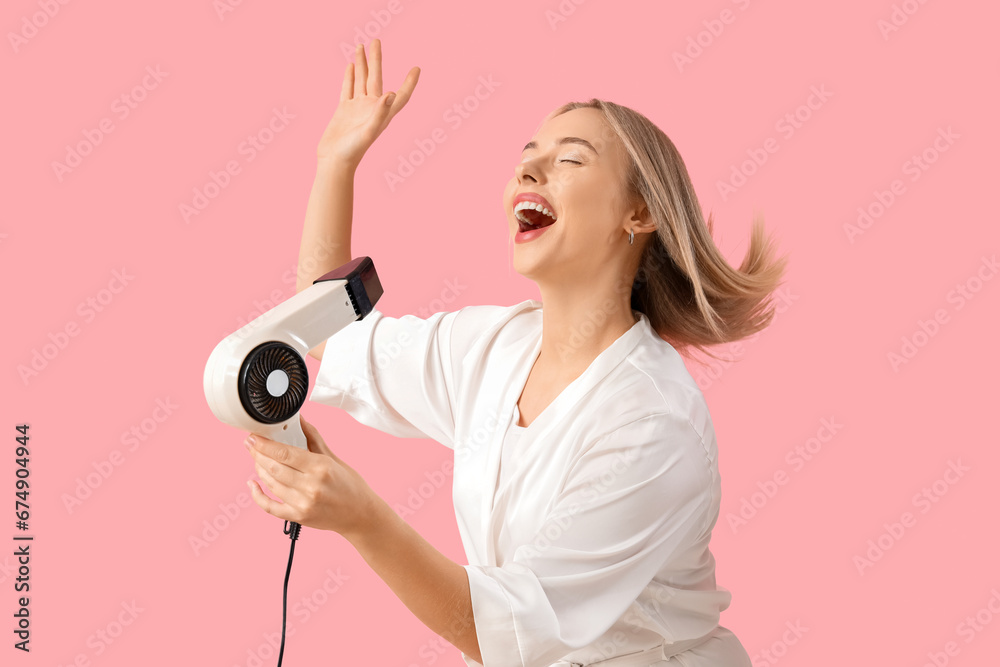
300;417;334;458
249;442;305;490
369;38;383;97
247;433;309;473
377;92;397;121
247;479;295;522
303;418;345;466
254;462;305;508
354;43;368;98
340;61;354;103
385;66;420;121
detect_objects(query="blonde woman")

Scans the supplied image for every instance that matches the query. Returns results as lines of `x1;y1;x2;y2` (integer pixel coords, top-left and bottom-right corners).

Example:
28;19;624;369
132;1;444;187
244;39;786;667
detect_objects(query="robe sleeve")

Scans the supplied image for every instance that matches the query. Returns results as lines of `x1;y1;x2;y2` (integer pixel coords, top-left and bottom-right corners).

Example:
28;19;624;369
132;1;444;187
308;306;491;449
462;411;718;667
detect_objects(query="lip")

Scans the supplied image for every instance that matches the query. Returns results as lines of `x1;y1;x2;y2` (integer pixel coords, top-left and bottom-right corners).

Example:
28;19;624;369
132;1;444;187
514;224;552;244
512;191;557;222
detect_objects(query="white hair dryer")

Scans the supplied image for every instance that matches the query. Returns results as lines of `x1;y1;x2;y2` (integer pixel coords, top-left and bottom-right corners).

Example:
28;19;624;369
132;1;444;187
203;256;383;449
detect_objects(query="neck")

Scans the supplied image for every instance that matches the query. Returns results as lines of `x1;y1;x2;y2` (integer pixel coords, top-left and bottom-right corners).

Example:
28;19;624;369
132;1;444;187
534;271;639;371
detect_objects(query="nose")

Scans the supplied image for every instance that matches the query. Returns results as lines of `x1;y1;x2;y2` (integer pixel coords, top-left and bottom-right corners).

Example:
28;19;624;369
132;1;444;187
515;157;543;184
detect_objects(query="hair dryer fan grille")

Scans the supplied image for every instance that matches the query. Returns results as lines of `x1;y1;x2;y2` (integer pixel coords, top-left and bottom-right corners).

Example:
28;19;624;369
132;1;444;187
238;341;308;424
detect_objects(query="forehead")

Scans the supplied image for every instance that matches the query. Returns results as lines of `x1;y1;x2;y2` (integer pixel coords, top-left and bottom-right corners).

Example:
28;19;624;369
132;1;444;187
531;107;620;156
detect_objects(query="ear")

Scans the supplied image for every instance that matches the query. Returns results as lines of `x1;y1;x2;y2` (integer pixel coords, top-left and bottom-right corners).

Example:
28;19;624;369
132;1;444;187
628;205;657;235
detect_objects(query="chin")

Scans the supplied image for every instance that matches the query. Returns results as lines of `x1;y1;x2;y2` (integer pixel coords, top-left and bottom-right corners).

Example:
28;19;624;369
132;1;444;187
511;254;547;281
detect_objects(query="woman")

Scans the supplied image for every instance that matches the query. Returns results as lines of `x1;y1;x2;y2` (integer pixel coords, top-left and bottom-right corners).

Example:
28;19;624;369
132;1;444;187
244;39;787;666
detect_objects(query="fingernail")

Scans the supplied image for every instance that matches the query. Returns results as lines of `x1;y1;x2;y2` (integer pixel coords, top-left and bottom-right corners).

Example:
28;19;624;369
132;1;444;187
245;435;255;449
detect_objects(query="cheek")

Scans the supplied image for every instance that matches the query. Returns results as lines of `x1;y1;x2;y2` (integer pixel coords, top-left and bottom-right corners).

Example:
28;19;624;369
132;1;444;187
546;172;574;203
503;178;517;208
565;205;618;244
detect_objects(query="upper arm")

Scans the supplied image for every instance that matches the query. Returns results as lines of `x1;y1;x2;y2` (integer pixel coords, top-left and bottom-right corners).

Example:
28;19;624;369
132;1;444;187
308;305;505;447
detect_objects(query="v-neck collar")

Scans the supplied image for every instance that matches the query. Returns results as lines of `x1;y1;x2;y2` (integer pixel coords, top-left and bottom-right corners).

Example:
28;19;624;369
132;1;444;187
481;302;650;566
508;303;648;436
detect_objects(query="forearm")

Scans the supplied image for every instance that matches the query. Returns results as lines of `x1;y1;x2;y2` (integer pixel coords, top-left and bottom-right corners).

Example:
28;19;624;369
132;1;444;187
297;158;357;294
345;494;483;664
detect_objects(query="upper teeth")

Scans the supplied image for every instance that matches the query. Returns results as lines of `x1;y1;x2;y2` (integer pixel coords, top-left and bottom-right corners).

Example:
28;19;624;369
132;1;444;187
514;200;557;225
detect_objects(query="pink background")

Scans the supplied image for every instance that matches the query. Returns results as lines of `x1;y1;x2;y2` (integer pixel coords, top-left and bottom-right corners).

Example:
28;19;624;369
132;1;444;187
4;0;999;665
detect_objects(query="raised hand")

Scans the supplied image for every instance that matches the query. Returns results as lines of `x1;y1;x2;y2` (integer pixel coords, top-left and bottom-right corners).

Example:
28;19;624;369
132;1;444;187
317;39;420;168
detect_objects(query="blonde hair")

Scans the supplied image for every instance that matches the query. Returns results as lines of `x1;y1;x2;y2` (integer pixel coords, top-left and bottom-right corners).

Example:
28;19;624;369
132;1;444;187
551;99;790;362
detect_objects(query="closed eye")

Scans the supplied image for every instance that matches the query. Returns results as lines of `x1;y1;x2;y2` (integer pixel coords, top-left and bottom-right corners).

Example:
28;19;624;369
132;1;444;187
560;159;581;164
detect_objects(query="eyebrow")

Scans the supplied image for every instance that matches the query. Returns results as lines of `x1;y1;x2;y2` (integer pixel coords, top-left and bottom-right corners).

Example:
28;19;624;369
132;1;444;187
522;136;599;155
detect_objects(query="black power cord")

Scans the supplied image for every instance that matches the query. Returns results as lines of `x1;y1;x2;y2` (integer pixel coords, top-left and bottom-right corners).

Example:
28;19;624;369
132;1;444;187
277;520;302;667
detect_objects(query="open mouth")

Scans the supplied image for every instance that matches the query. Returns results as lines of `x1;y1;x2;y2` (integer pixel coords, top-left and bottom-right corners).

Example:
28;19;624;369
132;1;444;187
514;201;558;232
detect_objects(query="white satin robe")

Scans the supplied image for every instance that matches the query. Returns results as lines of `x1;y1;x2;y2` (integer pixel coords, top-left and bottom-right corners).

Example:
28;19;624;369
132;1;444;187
309;299;750;667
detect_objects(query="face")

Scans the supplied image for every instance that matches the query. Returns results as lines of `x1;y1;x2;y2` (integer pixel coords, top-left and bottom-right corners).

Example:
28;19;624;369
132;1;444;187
503;107;640;287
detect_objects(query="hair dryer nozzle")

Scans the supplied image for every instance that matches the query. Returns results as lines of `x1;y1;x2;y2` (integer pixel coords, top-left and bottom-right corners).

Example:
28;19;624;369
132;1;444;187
314;256;382;319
